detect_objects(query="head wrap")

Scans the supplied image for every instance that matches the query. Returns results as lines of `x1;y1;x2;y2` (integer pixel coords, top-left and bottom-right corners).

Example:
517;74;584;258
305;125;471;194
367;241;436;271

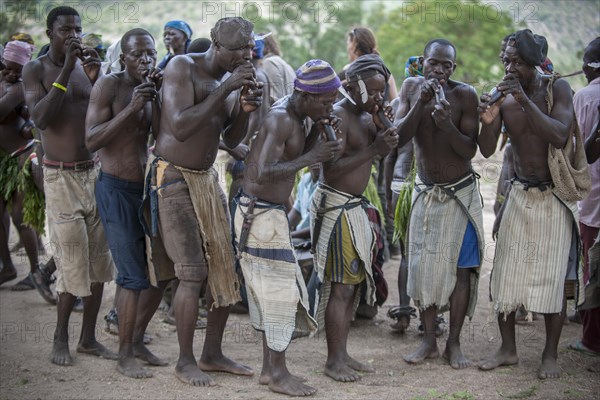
405;55;424;78
294;59;341;94
346;54;391;83
164;20;192;39
3;40;33;66
165;20;192;52
211;17;254;50
508;29;546;67
9;32;34;45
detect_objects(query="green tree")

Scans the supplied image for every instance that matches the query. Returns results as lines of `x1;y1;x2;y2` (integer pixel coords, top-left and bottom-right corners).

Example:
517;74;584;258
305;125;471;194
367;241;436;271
1;0;40;44
246;0;363;71
375;0;515;91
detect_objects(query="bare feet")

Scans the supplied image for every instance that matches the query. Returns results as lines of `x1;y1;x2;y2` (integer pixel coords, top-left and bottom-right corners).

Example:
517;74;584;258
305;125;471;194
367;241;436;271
133;342;168;366
443;344;473;369
478;350;518;371
0;268;17;286
198;355;254;376
324;360;361;382
269;371;316;396
259;371;306;385
50;341;73;366
404;341;439;364
117;357;153;379
538;352;561;379
345;355;375;372
76;341;118;360
175;363;216;386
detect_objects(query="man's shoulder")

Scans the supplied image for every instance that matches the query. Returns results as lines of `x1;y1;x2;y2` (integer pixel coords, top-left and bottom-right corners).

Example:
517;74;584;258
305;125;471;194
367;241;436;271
95;72;120;87
449;79;476;93
266;105;292;122
164;54;198;77
23;56;43;74
332;101;350;116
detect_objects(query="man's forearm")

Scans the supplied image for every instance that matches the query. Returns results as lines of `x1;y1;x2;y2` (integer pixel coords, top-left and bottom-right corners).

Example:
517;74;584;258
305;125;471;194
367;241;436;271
31;68;73;130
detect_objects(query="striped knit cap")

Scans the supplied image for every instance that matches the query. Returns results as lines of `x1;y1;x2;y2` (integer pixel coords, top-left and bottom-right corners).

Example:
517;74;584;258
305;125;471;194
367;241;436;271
294;59;340;94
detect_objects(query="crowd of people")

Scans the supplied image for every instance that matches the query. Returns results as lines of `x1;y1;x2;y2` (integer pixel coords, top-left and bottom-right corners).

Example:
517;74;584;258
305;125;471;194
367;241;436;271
0;6;598;397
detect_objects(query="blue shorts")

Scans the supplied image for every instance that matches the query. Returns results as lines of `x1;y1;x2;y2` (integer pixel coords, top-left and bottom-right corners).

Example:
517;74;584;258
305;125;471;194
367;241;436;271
458;220;479;268
95;171;149;290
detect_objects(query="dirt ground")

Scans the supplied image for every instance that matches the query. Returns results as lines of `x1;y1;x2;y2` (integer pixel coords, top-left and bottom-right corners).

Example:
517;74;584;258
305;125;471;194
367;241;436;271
1;153;599;400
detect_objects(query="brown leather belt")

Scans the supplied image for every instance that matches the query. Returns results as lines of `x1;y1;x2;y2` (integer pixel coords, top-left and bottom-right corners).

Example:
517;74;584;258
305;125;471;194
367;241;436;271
43;157;96;171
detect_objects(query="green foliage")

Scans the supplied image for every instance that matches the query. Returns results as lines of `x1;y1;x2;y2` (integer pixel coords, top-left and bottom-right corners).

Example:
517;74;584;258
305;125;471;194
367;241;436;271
7;1;596;94
0;0;40;43
0;152;20;203
17;158;46;235
375;0;515;91
392;158;416;246
363;165;384;217
497;385;539;399
0;154;45;235
248;0;363;71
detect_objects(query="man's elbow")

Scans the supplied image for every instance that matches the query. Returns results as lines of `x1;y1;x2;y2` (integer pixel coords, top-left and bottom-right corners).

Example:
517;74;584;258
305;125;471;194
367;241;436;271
552;132;569;150
223;135;242;150
31;113;47;131
85;136;100;153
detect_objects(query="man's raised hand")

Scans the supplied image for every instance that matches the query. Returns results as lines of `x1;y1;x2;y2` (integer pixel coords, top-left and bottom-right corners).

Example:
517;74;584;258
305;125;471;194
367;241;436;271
240;81;263;113
80;47;102;83
129;82;158;112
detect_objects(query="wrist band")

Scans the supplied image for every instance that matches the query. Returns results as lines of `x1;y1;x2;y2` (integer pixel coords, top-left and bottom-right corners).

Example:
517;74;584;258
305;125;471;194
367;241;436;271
52;82;67;92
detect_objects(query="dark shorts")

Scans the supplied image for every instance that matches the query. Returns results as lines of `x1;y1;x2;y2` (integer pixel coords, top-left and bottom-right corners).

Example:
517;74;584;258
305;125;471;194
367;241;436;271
458;220;479;268
96;171;149;290
156;163;210;282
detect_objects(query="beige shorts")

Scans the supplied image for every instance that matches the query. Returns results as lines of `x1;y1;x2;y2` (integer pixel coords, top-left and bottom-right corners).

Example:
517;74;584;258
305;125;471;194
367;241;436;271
44;166;114;297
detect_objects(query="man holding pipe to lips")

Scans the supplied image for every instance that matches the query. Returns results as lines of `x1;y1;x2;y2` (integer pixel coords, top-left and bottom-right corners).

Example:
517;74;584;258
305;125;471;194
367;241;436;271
235;59;343;396
310;54;398;383
85;28;166;379
22;6;117;366
478;29;584;380
147;16;260;387
394;39;483;370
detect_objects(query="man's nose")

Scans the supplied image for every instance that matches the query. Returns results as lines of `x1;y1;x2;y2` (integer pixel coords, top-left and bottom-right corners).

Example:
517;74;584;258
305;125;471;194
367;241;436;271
374;91;383;103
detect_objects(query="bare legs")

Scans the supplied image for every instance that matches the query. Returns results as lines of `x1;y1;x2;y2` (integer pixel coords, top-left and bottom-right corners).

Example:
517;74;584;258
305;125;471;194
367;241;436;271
258;333;316;396
132;282;169;365
51;283;118;365
324;282;374;382
115;281;168;378
405;269;471;368
173;280;253;386
443;269;473;369
479;298;566;379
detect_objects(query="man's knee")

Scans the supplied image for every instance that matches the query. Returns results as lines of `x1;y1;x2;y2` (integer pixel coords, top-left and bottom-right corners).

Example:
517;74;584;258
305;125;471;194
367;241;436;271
456;269;472;286
330;282;356;302
175;262;208;282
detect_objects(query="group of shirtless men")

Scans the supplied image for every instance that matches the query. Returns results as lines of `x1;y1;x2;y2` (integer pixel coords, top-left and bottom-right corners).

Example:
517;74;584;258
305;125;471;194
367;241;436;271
1;6;595;397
